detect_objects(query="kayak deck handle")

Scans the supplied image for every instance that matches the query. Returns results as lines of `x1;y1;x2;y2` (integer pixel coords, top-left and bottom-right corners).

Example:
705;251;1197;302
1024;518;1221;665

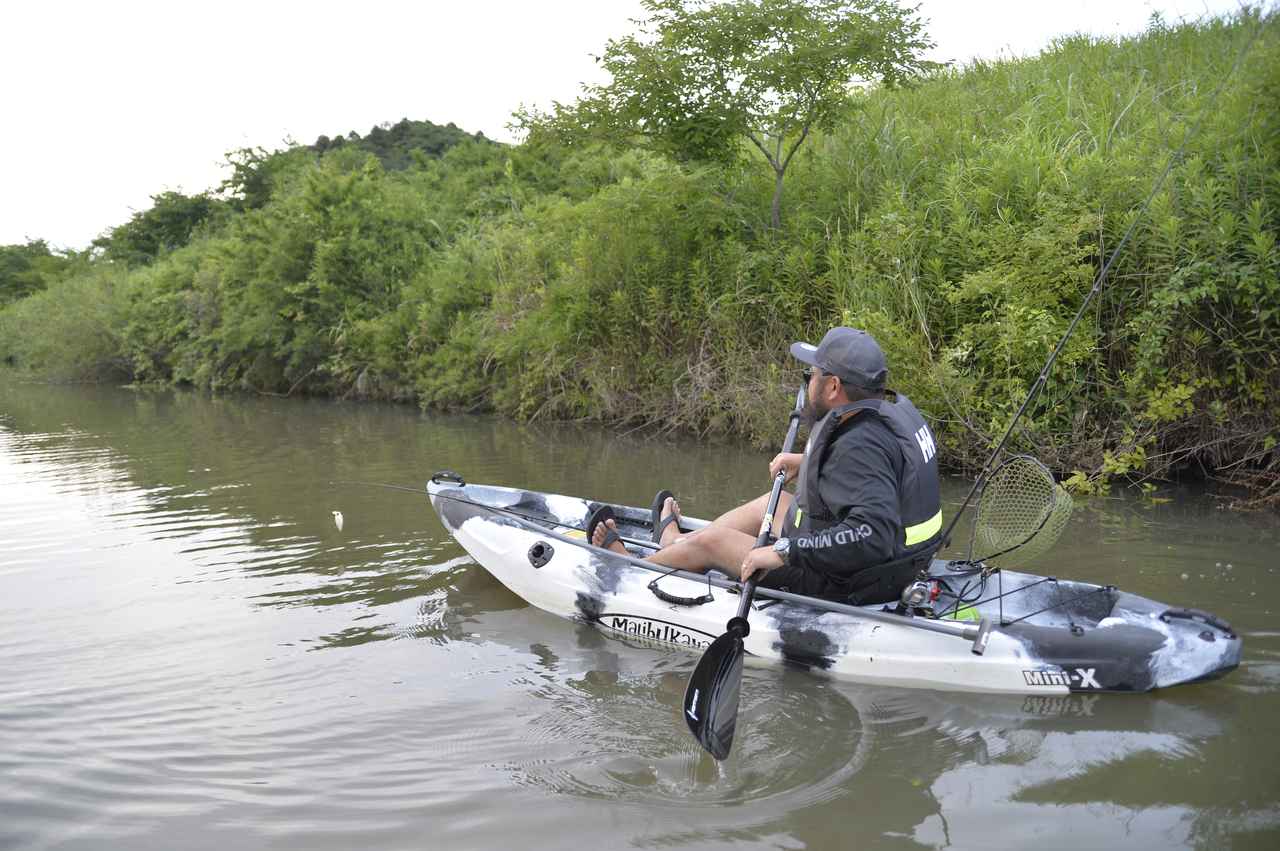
1160;607;1236;639
431;470;467;486
649;573;713;607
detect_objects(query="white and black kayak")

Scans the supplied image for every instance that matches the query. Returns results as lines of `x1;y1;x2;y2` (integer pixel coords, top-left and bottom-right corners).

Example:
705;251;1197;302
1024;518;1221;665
426;473;1241;695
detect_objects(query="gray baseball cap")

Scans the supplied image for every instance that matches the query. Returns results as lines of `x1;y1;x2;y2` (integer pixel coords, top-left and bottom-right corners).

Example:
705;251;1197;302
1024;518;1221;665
790;327;888;390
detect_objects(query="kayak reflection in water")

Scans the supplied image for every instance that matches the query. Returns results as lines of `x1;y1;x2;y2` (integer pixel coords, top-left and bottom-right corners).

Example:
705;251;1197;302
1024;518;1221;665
589;328;945;606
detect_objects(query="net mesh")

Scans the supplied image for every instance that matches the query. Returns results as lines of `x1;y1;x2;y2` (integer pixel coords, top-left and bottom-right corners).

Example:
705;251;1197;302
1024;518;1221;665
972;455;1073;566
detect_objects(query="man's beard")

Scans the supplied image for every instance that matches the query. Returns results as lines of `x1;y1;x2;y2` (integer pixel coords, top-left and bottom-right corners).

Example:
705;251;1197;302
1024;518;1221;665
802;395;831;428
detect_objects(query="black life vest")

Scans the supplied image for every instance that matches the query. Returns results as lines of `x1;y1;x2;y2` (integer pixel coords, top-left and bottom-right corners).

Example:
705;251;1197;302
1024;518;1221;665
790;390;943;559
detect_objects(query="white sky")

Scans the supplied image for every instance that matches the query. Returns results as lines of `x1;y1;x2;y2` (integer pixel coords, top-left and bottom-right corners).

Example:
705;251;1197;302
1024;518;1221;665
1;0;1250;250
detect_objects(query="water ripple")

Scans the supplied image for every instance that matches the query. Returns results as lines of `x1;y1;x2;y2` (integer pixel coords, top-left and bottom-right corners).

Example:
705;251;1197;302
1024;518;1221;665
503;665;870;812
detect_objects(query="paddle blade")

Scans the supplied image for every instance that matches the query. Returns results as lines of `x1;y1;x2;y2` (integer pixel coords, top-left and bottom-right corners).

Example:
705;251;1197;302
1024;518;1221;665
684;631;745;760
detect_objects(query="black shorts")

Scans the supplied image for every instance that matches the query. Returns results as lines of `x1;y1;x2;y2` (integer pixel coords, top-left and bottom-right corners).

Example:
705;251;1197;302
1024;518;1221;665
757;541;921;605
757;562;845;601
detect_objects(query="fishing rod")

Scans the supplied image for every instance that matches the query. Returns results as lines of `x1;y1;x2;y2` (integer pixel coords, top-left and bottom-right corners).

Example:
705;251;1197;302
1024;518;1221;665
939;14;1271;547
336;480;664;551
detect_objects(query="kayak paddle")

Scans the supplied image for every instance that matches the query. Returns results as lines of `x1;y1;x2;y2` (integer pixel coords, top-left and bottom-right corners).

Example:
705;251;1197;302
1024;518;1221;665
684;384;806;760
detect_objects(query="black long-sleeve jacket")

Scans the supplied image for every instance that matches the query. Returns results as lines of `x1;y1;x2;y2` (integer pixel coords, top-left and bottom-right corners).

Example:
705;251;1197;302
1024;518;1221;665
785;416;905;580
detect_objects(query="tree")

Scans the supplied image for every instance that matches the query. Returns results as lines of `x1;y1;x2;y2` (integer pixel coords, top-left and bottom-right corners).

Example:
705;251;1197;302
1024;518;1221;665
219;146;304;211
92;191;223;265
309;118;496;171
0;240;78;307
535;0;936;228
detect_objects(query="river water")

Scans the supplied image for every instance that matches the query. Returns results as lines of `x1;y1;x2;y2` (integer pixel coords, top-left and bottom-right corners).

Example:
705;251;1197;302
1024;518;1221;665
1;381;1277;850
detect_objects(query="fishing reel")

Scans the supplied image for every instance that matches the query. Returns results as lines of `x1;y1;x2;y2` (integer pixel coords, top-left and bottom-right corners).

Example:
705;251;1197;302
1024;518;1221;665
897;580;938;617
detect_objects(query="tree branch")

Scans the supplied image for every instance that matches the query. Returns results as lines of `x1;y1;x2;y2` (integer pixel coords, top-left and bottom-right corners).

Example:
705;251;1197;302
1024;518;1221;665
744;131;780;170
780;119;814;173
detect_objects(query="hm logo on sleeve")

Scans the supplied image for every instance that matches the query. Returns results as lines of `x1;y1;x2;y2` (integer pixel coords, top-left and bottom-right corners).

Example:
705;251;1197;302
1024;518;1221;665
915;425;937;464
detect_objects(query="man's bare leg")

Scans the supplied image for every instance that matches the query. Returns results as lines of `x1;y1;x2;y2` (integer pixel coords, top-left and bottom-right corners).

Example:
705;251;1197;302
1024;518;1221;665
657;490;791;575
642;524;758;579
707;490;794;537
590;492;791;577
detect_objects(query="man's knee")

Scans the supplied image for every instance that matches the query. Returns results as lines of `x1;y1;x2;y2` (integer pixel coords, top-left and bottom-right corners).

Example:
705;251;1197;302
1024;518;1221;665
691;524;730;550
699;525;756;564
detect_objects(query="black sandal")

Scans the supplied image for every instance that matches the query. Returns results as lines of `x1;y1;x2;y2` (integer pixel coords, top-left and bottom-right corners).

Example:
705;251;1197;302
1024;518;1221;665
650;489;679;543
586;504;622;550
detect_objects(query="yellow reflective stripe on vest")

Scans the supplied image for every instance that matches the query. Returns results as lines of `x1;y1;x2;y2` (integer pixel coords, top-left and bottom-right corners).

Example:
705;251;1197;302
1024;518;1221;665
903;509;942;547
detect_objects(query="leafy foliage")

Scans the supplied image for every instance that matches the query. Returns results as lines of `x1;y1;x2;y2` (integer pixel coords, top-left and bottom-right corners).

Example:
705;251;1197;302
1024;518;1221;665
1;11;1276;500
0;263;134;379
92;191;225;266
219;146;314;211
311;118;494;171
524;0;936;227
0;240;80;307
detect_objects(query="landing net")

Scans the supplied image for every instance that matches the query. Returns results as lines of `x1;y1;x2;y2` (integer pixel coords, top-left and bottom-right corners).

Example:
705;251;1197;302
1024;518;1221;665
971;455;1073;566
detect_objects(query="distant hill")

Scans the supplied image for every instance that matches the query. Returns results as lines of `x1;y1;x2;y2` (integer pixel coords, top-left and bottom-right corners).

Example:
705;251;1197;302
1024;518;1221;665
310;118;497;170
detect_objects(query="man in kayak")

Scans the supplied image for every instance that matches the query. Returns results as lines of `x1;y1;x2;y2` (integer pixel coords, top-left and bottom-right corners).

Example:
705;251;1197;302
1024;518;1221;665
590;327;944;604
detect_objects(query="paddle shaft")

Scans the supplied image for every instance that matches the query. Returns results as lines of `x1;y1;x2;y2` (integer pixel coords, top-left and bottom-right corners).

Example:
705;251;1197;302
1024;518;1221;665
682;384;808;760
732;386;807;628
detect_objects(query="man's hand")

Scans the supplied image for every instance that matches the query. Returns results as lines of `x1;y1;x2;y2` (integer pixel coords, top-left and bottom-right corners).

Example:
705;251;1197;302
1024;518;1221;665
740;545;783;583
768;452;804;483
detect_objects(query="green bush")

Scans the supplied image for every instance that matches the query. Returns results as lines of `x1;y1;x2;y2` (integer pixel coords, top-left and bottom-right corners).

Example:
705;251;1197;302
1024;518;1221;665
0;265;136;381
